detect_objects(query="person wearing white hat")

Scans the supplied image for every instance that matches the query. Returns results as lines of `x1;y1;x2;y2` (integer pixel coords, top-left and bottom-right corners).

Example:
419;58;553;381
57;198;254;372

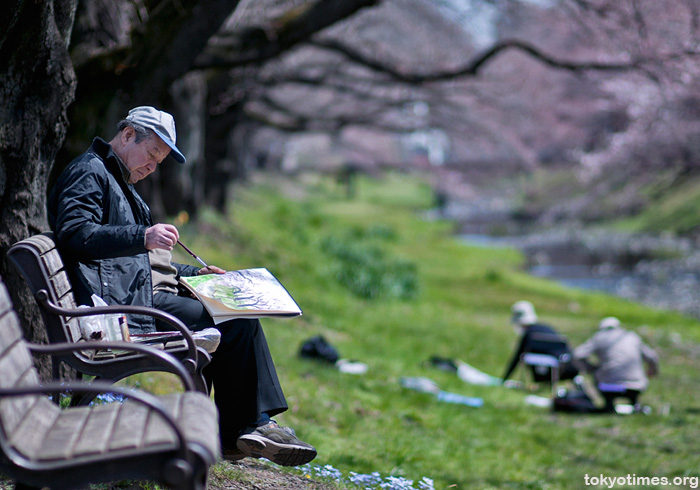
48;106;316;466
573;317;659;412
502;300;578;384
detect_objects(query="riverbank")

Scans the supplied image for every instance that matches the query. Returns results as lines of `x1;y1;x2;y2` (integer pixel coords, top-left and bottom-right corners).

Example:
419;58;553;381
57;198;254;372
432;186;700;319
461;227;700;318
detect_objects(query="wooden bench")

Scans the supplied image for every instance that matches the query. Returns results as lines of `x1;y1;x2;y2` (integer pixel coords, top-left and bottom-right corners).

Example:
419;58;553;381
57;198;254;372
7;233;211;402
0;276;220;490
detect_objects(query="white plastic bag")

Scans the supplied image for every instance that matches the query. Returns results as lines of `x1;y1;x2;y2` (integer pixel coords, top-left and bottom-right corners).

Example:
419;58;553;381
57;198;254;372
192;327;221;353
335;359;369;375
78;305;104;341
455;360;502;386
78;295;126;342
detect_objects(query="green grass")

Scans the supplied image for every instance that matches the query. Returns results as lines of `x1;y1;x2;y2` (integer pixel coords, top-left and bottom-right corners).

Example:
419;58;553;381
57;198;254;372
157;171;700;490
614;176;700;235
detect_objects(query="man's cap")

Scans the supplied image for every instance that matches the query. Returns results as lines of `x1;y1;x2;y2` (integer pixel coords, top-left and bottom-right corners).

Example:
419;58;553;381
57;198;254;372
125;106;186;163
511;300;538;326
599;316;621;330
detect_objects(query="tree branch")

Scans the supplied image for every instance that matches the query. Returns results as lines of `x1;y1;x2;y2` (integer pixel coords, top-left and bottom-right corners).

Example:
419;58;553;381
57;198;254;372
306;38;641;84
194;0;380;69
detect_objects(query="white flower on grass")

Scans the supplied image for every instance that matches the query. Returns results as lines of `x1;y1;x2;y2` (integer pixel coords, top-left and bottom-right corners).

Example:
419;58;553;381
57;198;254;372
418;477;435;490
298;463;435;490
381;476;414;490
350;471;383;488
312;464;343;480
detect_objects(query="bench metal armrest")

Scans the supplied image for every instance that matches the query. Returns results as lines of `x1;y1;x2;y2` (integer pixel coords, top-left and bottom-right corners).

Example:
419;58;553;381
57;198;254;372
0;381;191;462
35;289;199;374
27;341;195;392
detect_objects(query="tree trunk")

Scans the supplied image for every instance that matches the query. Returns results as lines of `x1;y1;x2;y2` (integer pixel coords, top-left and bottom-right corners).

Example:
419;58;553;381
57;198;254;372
0;0;78;380
164;72;209;218
204;75;246;212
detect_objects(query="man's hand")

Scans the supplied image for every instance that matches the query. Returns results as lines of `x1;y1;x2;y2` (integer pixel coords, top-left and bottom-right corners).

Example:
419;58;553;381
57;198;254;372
198;265;226;275
145;223;179;251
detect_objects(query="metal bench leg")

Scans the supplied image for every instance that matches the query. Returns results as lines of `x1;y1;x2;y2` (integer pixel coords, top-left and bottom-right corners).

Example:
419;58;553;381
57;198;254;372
551;365;560;399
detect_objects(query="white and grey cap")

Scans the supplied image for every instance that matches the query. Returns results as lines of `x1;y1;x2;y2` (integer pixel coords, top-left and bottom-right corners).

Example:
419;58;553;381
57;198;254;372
511;300;538;326
125;106;186;163
598;316;621;330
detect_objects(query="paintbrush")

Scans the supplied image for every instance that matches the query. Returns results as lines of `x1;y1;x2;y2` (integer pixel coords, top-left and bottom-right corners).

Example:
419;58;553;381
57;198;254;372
176;240;209;268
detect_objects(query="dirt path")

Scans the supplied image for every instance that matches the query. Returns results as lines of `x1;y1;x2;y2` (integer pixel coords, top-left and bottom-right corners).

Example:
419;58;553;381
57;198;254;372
0;460;334;490
207;459;335;490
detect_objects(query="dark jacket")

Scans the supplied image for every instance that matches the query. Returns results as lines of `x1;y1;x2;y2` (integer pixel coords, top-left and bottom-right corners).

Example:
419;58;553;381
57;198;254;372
502;323;577;381
48;138;195;333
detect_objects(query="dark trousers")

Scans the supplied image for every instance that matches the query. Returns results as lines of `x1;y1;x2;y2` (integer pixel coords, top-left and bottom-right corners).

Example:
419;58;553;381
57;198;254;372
153;291;288;447
600;388;640;413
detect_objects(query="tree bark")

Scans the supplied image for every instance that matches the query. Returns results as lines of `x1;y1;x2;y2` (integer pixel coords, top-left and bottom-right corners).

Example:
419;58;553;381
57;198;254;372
196;0;381;68
0;0;78;379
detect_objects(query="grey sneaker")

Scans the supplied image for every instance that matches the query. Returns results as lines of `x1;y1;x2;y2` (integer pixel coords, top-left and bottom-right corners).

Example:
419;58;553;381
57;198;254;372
236;420;317;467
222;446;246;462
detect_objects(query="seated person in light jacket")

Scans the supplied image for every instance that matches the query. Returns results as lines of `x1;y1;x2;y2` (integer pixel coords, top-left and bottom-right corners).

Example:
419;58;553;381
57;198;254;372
573;316;658;412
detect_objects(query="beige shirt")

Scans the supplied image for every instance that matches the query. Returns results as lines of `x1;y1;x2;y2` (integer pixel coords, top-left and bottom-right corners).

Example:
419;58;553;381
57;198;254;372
149;248;179;294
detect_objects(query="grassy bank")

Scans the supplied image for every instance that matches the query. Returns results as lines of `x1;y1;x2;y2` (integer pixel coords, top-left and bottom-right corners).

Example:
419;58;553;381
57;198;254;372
171;171;700;490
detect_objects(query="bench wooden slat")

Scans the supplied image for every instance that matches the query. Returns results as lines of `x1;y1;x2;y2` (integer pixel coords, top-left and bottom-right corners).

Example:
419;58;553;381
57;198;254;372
40;248;64;275
0;342;39;389
0;371;44;434
66;317;83;343
8;398;61;460
109;401;150;451
52;281;82;342
0;288;12;314
0;310;26;357
71;404;121;457
175;392;220;450
144;393;219;450
29;234;58;254
39;408;90;460
144;397;180;447
50;271;73;301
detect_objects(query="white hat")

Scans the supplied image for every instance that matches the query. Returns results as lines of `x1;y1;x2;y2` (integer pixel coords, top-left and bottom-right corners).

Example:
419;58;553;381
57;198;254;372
599;316;621;330
126;106;186;163
511;300;538;326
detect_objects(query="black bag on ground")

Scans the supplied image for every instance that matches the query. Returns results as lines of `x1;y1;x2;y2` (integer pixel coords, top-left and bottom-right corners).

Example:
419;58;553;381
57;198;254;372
299;335;339;364
552;388;598;413
427;355;458;373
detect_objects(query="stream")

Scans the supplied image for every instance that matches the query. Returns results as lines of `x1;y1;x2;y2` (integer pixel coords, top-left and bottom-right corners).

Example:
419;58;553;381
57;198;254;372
461;229;700;317
430;199;700;318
